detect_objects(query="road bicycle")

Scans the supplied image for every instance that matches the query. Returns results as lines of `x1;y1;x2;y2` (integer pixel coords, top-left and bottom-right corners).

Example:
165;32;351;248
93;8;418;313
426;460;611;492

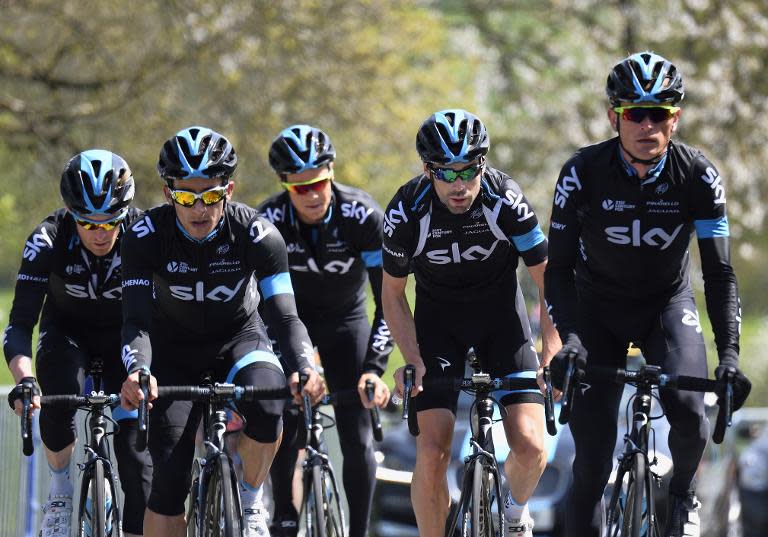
137;373;291;537
557;360;736;537
401;349;556;537
296;373;383;537
20;360;122;537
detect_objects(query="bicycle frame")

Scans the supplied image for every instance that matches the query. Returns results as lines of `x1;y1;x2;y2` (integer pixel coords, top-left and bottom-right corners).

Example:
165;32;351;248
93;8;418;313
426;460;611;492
604;368;661;537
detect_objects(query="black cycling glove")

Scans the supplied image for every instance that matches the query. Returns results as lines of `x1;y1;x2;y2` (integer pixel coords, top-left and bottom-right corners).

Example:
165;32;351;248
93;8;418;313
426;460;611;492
715;364;751;412
549;333;588;390
7;376;41;410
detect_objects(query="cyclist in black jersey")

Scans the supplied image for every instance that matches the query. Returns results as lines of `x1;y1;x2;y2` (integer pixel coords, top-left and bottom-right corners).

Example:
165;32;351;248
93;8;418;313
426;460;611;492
259;124;394;537
118;126;323;537
544;52;751;537
383;110;561;537
4;150;151;537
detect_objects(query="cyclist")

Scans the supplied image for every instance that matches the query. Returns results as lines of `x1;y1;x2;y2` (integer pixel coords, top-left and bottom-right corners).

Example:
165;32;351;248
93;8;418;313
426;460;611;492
118;126;323;537
3;150;151;537
259;124;394;537
544;52;751;537
383;109;560;537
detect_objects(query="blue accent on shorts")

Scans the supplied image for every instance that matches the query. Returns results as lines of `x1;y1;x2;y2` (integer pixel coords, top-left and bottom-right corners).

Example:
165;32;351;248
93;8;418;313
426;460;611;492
226;351;284;384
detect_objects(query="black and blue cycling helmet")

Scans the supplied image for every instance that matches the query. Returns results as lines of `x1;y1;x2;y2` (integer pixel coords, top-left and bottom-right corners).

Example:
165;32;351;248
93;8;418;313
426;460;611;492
60;150;135;218
416;109;490;165
606;51;684;106
268;125;336;175
157;126;237;182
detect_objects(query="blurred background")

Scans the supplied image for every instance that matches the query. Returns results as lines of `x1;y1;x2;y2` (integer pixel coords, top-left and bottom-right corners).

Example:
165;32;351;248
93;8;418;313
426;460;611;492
1;0;767;535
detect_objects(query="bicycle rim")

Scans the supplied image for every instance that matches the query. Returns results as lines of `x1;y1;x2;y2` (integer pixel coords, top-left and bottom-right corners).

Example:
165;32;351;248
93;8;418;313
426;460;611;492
320;464;346;537
202;456;242;537
471;459;493;537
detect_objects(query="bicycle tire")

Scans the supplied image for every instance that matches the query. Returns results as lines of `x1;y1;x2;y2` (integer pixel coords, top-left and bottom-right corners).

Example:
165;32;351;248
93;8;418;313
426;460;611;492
623;452;645;537
77;460;106;537
603;464;629;537
201;456;242;537
304;464;327;537
187;461;202;537
471;459;493;537
105;471;120;537
319;464;346;537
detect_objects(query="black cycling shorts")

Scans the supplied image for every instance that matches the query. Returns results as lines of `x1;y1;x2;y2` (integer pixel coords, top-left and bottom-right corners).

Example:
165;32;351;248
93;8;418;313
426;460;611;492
412;285;542;414
146;322;287;516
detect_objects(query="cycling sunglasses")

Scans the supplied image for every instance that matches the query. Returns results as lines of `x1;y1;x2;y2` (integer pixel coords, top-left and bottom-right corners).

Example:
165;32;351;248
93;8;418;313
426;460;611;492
613;105;680;123
280;171;333;195
169;185;228;207
428;160;484;183
72;212;125;231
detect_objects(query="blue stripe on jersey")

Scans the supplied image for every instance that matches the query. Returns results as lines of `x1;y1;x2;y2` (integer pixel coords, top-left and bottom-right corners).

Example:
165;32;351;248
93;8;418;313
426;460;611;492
510;225;546;252
695;216;729;238
411;183;432;211
480;178;500;199
259;272;294;299
227;350;283;384
361;249;382;267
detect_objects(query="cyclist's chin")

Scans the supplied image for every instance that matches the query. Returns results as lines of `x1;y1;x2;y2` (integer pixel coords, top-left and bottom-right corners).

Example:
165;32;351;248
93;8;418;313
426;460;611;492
182;220;216;239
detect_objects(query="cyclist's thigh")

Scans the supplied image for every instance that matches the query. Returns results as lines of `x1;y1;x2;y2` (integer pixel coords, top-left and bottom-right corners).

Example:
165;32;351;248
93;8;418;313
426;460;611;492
413;297;466;414
309;307;369;392
221;324;287;443
145;337;209;516
642;290;708;422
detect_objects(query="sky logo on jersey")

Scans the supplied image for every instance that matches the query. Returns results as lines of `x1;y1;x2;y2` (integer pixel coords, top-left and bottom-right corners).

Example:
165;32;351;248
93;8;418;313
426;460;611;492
605;220;683;250
700;167;726;205
290;257;356;274
121;345;138;371
260;205;285;224
22;227;54;261
425;240;500;264
341;200;374;224
502;190;535;222
65;283;122;300
554;166;582;209
169;278;246;302
383;201;408;237
132;216;156;238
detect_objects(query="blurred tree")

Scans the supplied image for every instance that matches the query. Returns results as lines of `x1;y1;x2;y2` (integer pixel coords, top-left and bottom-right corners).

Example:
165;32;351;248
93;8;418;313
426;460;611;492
0;0;473;282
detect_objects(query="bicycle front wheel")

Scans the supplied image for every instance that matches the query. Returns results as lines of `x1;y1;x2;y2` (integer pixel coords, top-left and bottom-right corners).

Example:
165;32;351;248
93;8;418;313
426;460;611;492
77;460;106;537
470;459;493;537
304;464;327;537
319;464;346;537
622;452;647;537
201;456;242;537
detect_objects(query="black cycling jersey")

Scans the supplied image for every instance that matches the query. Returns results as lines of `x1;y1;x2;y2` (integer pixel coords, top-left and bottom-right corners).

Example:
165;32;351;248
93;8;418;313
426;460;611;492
120;201;313;374
3;207;143;362
382;167;548;302
545;138;740;362
258;182;393;375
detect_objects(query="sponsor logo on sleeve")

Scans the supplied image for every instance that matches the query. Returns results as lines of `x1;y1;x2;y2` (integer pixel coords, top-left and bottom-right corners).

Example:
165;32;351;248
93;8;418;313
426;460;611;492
700;167;726;205
132;216;156;238
554;166;582;209
502;190;535;221
383;201;408;237
249;220;273;244
22;227;54;261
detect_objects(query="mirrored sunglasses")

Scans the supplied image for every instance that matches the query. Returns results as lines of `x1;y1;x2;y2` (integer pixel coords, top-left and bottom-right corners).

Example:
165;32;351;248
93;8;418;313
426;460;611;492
614;105;680;123
169;186;228;207
429;161;484;183
280;172;333;195
72;212;125;231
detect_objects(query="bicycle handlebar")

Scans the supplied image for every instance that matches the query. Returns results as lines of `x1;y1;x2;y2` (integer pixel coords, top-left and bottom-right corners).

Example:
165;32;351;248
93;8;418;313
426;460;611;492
401;363;553;437
558;363;734;444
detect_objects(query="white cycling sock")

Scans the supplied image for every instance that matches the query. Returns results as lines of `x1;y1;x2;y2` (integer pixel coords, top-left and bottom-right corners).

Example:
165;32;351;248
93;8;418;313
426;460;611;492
49;463;74;498
240;480;264;510
504;490;528;521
